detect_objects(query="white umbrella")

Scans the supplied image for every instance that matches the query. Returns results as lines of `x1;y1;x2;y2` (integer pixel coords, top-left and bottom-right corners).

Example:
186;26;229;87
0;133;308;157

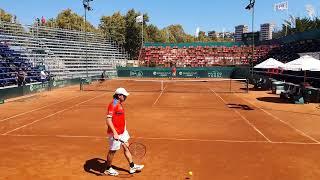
284;55;320;83
254;58;285;69
284;55;320;71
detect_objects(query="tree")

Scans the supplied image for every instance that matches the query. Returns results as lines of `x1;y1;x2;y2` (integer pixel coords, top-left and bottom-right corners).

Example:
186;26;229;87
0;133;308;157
0;8;13;22
0;9;26;36
280;17;320;37
124;9;149;59
167;24;187;43
158;28;170;43
99;12;126;45
197;31;209;42
44;9;96;32
185;34;195;42
145;24;166;43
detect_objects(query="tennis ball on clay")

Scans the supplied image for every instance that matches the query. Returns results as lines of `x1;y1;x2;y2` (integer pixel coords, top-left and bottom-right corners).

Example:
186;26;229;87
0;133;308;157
188;171;193;176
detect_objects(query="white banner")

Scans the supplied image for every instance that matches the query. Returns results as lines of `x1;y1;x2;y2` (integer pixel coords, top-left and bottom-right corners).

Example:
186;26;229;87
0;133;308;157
136;15;143;23
274;1;288;11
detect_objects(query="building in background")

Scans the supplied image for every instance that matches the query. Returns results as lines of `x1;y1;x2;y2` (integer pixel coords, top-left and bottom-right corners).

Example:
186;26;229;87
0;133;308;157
208;31;217;39
234;25;248;42
220;32;234;40
208;30;234;40
260;23;274;41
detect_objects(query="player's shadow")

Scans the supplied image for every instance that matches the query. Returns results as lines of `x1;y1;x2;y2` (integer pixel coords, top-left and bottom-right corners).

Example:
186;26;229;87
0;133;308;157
227;103;254;110
83;158;129;176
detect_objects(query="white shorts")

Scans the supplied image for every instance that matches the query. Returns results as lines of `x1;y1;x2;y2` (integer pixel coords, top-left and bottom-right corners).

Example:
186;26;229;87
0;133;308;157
108;130;130;151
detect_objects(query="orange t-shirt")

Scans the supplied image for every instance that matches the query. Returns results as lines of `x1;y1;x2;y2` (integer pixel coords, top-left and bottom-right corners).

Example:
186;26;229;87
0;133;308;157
107;99;125;134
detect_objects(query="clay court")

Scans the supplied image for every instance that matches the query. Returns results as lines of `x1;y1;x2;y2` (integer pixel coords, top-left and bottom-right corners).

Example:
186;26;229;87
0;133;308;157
1;79;320;179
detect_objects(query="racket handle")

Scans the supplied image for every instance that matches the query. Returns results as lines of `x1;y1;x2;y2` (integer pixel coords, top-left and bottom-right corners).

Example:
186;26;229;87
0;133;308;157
117;139;130;148
118;139;126;143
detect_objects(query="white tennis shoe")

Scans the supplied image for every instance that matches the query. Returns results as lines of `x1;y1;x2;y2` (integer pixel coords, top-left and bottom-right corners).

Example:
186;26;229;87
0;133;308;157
129;164;144;174
104;167;119;176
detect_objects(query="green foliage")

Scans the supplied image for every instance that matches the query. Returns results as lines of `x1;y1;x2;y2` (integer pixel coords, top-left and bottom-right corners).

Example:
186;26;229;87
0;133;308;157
122;9;148;59
280;17;320;37
99;12;126;45
167;24;187;43
197;31;209;42
44;9;96;32
62;9;95;32
0;9;25;36
0;8;13;22
145;24;166;43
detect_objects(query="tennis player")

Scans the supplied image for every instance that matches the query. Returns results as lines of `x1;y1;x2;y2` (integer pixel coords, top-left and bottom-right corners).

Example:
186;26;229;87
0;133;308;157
104;87;144;176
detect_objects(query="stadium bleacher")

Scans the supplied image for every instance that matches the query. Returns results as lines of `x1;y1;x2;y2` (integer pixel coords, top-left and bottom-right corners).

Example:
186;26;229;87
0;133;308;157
260;39;320;63
139;43;277;67
0;22;129;81
0;43;42;87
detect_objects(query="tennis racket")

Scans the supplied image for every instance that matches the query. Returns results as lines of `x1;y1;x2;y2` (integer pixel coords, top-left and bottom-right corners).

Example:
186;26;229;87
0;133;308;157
118;139;146;161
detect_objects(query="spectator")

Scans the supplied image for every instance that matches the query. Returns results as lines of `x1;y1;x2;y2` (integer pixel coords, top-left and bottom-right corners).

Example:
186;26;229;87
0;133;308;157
17;68;26;86
40;70;47;83
100;71;105;82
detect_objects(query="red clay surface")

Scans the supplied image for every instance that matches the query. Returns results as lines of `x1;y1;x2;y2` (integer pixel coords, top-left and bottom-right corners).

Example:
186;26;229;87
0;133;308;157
1;80;320;179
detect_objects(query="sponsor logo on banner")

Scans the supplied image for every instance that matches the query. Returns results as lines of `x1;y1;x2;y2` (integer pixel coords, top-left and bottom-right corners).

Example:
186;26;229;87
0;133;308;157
29;83;48;92
179;71;198;77
54;80;67;88
129;71;143;77
153;71;171;77
208;71;223;78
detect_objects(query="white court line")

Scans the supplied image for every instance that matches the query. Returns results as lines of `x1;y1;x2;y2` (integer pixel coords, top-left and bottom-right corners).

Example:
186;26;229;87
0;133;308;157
2;134;320;145
0;92;91;123
152;84;167;106
234;93;320;144
208;88;272;143
134;136;320;145
2;92;107;135
1;134;105;139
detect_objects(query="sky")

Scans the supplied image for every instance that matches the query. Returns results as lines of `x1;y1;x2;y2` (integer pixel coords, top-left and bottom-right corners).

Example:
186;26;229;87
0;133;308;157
1;0;319;35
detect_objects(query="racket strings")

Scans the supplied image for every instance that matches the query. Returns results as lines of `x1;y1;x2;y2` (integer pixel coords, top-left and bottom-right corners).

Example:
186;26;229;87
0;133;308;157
129;143;146;159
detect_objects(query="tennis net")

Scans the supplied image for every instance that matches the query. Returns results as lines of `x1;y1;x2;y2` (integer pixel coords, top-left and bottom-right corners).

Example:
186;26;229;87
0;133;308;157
80;78;249;93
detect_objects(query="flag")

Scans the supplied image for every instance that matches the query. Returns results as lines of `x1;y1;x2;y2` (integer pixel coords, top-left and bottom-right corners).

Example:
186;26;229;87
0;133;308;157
305;4;316;19
195;27;200;37
136;15;143;23
274;1;288;11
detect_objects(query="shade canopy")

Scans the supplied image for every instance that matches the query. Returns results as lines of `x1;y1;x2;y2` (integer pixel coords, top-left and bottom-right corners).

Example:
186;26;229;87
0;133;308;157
254;58;285;69
284;55;320;71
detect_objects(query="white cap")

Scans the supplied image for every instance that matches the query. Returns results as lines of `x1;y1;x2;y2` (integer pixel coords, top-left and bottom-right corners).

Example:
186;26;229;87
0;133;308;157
114;87;129;96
